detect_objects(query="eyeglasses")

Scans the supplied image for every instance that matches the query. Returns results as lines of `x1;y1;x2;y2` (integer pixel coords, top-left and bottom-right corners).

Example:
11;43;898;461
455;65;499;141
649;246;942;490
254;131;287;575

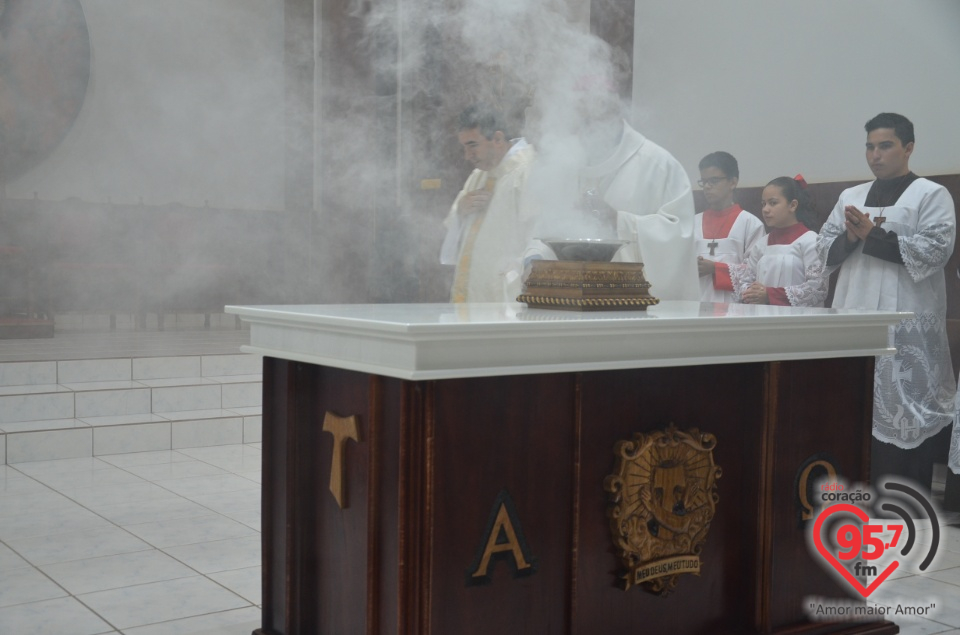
697;177;729;188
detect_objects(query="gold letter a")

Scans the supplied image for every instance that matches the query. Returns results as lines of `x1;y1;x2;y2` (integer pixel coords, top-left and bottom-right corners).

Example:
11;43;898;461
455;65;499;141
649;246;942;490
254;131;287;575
466;489;537;585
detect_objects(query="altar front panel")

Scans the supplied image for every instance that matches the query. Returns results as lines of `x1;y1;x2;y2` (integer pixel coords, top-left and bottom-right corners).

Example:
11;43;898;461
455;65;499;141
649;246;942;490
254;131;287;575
766;357;874;631
258;354;889;635
427;374;577;633
573;363;766;633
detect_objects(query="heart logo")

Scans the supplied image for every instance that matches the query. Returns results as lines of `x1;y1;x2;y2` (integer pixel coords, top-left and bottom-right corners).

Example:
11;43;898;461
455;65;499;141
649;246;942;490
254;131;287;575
812;503;899;598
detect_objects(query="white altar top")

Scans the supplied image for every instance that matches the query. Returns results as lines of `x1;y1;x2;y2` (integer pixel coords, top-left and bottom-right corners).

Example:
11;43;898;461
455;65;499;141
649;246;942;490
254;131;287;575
225;302;907;381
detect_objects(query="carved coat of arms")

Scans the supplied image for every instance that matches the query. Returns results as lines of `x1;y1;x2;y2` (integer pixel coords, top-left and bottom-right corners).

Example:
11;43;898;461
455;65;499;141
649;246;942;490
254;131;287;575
603;424;721;595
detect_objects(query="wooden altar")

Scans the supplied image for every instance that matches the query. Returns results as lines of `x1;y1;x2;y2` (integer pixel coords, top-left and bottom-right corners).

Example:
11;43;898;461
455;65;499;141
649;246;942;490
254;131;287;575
227;301;907;635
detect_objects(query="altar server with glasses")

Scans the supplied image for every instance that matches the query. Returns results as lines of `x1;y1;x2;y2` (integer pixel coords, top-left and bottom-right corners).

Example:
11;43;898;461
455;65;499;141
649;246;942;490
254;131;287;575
694;151;765;303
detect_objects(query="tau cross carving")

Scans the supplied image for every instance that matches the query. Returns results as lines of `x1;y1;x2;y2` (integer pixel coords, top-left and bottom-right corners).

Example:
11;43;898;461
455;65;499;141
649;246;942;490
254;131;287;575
322;412;360;509
706;240;719;256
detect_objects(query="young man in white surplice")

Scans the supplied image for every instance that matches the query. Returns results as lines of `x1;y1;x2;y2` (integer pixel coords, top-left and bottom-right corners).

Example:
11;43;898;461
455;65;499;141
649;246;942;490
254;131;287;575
817;112;957;490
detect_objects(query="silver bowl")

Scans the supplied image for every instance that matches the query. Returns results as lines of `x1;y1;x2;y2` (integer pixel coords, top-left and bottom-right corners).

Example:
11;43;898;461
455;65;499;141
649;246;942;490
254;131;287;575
539;238;630;262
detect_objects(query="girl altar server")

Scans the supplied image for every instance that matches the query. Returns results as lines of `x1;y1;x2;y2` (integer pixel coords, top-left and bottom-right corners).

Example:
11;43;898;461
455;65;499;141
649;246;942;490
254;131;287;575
715;175;827;307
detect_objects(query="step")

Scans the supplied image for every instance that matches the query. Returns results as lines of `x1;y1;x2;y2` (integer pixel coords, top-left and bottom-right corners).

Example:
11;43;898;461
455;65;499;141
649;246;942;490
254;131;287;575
0;353;262;464
0;354;260;387
0;317;54;339
52;311;242;332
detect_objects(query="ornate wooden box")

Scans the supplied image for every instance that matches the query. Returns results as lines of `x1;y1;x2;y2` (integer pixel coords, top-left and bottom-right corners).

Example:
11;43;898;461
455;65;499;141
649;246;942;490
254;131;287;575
517;259;660;311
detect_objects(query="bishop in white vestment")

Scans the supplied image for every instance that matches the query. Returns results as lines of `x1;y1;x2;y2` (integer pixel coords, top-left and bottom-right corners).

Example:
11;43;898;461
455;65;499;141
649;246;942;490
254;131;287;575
592;122;699;301
525;120;699;301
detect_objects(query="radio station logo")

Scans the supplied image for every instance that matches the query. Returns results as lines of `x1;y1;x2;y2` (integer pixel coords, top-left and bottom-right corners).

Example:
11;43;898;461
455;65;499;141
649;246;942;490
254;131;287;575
808;478;940;601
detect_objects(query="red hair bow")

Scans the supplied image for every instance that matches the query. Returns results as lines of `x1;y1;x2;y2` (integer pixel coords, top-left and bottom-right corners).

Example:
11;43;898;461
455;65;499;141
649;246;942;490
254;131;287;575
794;174;808;189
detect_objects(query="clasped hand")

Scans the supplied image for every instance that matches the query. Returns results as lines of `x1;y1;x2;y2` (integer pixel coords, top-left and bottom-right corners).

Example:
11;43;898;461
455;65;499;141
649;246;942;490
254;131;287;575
458;190;492;217
741;282;768;305
843;205;874;241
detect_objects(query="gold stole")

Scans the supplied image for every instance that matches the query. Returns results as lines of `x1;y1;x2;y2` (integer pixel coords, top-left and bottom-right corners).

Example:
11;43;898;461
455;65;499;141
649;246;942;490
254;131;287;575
450;177;497;303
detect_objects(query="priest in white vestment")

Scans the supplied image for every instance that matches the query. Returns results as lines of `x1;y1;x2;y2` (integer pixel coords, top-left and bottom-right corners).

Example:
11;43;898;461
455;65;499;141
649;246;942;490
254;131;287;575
817;113;956;488
523;82;699;301
441;105;537;303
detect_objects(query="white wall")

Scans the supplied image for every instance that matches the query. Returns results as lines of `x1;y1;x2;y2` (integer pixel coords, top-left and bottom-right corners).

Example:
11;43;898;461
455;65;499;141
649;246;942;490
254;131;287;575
633;0;960;187
5;0;285;210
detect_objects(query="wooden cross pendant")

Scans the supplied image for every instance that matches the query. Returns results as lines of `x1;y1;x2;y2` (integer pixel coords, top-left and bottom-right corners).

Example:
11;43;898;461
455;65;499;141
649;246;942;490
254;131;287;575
706;240;719;256
873;215;886;228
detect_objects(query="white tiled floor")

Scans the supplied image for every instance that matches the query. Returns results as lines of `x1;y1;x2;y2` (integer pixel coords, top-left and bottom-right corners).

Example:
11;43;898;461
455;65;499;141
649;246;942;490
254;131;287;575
0;445;262;635
5;450;960;635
